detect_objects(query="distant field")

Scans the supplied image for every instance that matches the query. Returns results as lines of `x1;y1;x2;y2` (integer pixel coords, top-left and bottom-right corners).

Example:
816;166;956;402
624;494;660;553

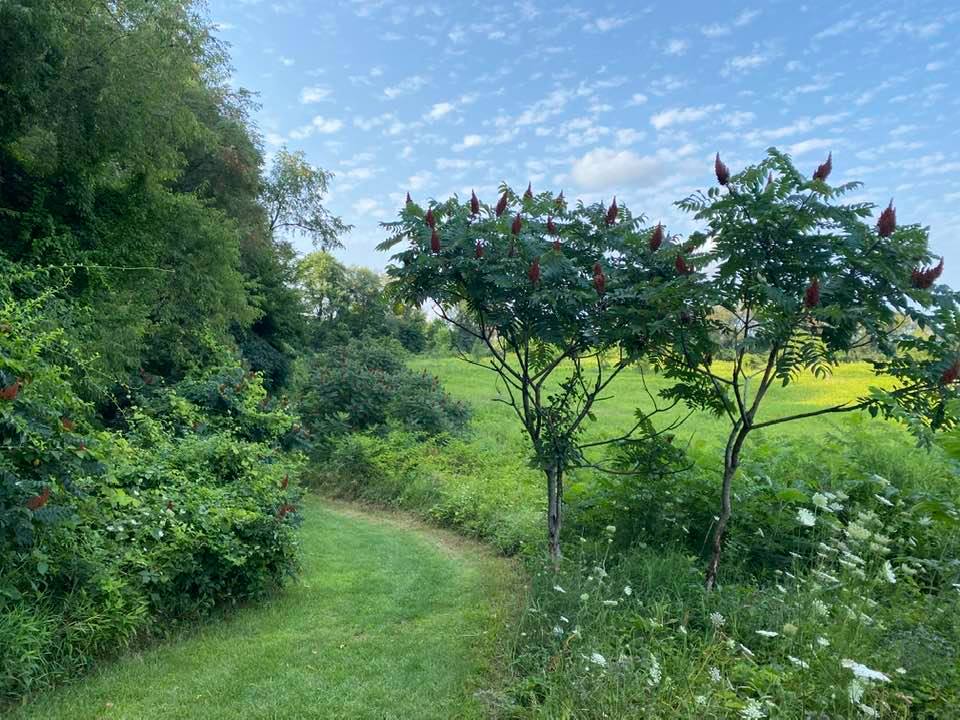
410;356;895;458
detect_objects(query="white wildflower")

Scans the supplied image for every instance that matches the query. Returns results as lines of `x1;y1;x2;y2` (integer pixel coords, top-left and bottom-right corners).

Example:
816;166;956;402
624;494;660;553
812;599;829;616
709;666;722;683
695;695;707;706
846;522;872;541
917;515;933;527
552;626;564;637
560;615;569;623
602;600;618;606
593;566;608;579
623;586;632;596
848;678;866;704
739;643;755;658
710;612;726;628
755;630;779;638
859;704;879;717
841;659;891;682
816;636;831;647
589;652;607;667
788;655;810;669
604;525;616;534
874;494;894;507
797;508;816;527
895;667;907;675
647;654;662;687
814;569;840;584
812;492;830;510
882;560;897;584
579;593;589;602
553;585;566;594
740;698;766;719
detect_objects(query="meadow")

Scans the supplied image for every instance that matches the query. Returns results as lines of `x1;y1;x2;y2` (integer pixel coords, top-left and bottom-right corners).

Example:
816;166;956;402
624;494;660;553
317;356;960;718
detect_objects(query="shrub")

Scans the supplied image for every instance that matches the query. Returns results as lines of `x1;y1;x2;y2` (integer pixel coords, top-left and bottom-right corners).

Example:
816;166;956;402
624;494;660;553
295;338;469;442
0;289;304;701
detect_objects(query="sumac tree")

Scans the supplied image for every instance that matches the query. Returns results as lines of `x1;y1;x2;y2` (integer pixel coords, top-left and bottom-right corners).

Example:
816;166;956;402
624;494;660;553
380;186;709;559
668;149;960;589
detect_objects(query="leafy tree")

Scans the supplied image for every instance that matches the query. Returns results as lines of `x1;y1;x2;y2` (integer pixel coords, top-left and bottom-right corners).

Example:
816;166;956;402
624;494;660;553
380;187;708;559
0;0;257;379
262;149;351;250
297;252;429;352
669;149;960;589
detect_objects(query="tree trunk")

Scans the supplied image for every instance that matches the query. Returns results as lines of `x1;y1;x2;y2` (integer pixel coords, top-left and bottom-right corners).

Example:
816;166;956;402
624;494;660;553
546;466;563;564
705;425;748;591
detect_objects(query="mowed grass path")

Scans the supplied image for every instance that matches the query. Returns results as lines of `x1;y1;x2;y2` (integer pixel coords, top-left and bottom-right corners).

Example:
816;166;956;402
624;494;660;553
9;496;519;720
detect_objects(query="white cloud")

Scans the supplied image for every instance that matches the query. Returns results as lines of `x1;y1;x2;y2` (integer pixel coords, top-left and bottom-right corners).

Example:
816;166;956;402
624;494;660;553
352;198;382;217
353;112;394;131
278;55;295;67
726;111;755;129
407;171;433;191
384;74;428;99
665;38;688;55
650;104;723;130
628;93;648;106
453;134;484;151
513;89;573;127
615;128;644;146
585;16;628;33
299;85;331;104
814;17;859;39
701;23;729;37
722;52;770;76
926;61;945;71
436;158;471;170
570;148;664;191
701;8;759;37
289;115;343;139
426;102;455;120
786;138;836;156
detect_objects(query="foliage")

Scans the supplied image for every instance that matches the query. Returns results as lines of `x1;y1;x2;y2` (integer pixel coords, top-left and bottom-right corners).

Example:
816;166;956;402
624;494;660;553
381;186;710;558
311;430;541;555
0;288;304;701
5;497;519;720
297;251;431;352
666;148;960;587
294;339;470;444
261;148;351;250
511;430;960;718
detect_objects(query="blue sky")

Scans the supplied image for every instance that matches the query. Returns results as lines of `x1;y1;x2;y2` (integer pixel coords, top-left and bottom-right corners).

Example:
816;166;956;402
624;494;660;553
208;0;960;288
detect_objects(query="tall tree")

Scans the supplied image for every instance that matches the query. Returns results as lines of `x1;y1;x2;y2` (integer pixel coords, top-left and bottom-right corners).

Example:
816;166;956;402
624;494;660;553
381;187;707;560
668;149;960;589
262;149;351;250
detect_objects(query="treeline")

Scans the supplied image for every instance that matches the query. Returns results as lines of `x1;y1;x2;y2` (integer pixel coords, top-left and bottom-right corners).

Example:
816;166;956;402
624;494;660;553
0;0;453;701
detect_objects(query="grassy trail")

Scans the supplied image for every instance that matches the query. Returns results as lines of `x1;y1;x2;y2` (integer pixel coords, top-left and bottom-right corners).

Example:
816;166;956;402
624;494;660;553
9;496;519;720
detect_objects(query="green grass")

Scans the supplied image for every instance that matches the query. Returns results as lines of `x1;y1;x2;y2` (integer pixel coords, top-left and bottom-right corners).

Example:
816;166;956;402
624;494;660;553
411;356;895;456
8;496;519;720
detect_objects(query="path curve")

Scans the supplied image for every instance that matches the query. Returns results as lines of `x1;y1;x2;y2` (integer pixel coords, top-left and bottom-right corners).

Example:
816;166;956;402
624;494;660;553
9;495;521;720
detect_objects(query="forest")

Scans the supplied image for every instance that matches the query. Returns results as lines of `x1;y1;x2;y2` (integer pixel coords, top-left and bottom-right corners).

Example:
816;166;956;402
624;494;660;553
2;2;959;719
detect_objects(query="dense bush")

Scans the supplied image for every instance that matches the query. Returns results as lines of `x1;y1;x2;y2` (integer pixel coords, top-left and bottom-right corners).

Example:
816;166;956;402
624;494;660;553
0;291;304;701
295;338;470;442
